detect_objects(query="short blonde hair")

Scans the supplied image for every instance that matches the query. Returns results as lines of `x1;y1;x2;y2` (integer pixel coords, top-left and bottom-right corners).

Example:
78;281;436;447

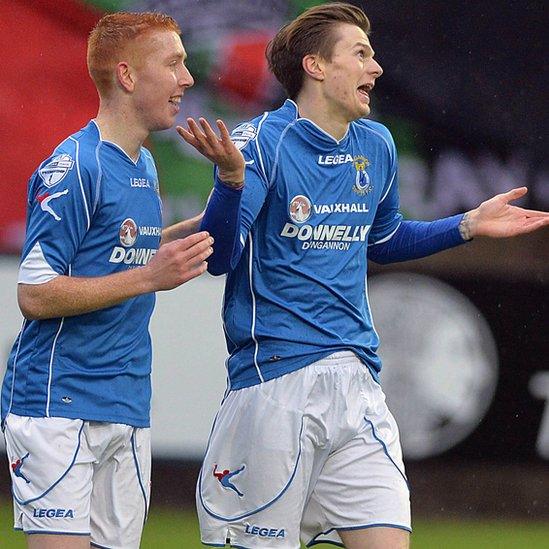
87;12;181;96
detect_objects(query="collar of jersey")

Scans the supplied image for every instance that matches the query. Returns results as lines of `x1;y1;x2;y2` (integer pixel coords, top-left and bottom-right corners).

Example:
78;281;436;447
284;99;351;146
90;119;142;166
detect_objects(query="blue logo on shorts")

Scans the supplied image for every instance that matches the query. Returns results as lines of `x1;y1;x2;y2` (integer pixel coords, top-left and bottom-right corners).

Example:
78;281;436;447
11;452;31;484
244;523;286;538
213;464;245;497
33;508;75;519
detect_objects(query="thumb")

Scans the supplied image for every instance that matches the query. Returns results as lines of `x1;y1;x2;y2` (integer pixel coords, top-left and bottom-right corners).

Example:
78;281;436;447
503;187;528;202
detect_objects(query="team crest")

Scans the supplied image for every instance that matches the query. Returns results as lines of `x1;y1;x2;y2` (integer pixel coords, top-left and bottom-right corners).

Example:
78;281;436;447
119;218;138;247
39;154;74;188
352;155;373;196
231;123;257;151
289;195;311;223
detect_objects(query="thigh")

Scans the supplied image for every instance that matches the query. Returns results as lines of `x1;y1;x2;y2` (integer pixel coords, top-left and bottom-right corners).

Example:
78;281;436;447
339;526;410;549
89;424;151;549
301;377;411;546
196;372;324;549
4;413;94;537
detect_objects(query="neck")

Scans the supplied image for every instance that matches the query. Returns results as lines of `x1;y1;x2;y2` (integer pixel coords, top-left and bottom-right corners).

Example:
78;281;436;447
294;94;350;141
95;98;148;161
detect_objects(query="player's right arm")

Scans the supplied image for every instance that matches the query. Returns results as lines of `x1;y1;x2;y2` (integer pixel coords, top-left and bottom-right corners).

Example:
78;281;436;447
17;140;213;320
177;117;270;275
18;232;213;320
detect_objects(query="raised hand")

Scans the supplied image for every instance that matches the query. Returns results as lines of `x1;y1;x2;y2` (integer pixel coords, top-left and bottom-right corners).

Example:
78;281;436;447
464;187;549;239
177;118;245;187
144;231;213;291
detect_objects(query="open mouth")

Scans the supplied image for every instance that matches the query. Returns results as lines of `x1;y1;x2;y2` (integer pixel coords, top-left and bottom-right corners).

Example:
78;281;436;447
357;84;372;102
169;95;182;108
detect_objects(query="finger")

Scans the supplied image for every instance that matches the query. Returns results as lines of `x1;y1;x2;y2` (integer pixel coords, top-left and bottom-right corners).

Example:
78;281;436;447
184;239;214;263
186;118;209;144
180;261;209;284
524;210;549;218
216;119;231;143
199;117;221;143
501;187;528;202
176;231;212;249
176;125;198;145
512;218;549;236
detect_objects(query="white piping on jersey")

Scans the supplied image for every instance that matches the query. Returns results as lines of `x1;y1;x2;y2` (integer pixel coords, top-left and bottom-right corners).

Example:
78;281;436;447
221;279;238;356
380;169;397;204
369;221;402;246
69;137;91;231
6;319;26;418
45;263;70;416
253;112;270;182
93;140;102;215
247;231;265;383
363;276;381;349
45;317;65;417
270;120;301;188
358;123;397;204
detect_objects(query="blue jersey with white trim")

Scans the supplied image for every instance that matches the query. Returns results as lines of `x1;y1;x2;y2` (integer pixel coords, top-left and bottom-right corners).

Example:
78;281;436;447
222;100;402;389
1;121;162;428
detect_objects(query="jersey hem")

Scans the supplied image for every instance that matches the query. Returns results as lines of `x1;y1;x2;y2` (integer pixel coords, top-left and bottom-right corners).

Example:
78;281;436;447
6;408;150;428
228;348;380;390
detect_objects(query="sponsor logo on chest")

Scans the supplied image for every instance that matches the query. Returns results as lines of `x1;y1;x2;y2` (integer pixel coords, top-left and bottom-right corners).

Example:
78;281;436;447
284;195;371;251
109;218;161;266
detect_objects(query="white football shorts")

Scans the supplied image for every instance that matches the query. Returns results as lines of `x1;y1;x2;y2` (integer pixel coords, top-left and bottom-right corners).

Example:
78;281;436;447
3;414;151;549
197;351;411;548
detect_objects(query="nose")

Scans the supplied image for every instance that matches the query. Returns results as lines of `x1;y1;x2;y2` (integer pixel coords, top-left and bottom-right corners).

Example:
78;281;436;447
371;58;383;79
179;64;194;88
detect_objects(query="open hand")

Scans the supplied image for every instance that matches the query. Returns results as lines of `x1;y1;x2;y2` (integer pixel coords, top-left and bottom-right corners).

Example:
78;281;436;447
177;118;245;188
466;187;549;238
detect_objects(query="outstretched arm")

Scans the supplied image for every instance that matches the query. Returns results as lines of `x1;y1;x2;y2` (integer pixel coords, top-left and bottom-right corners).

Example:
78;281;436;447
369;187;548;265
459;187;549;239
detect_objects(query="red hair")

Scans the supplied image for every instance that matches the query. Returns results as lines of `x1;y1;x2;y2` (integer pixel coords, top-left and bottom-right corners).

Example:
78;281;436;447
87;12;180;96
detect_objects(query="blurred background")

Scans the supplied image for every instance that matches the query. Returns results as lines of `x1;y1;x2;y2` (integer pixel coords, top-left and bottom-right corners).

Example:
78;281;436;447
0;0;547;546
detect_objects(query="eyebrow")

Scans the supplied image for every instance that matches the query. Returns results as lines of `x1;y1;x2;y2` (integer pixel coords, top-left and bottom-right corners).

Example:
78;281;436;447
170;51;187;62
353;42;374;56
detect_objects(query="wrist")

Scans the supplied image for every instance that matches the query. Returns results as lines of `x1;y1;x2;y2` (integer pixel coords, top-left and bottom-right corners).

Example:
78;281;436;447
135;263;157;294
459;210;477;240
218;169;244;189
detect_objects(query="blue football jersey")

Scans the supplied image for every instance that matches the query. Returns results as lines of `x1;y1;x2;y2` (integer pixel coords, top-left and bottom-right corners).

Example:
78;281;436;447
221;100;403;389
1;121;162;428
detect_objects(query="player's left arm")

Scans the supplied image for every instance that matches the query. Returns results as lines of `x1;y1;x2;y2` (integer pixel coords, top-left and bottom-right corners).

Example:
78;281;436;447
369;187;549;265
161;211;204;245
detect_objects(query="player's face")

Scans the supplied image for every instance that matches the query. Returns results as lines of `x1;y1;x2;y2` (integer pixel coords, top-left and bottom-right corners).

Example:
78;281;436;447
132;30;194;132
320;24;383;123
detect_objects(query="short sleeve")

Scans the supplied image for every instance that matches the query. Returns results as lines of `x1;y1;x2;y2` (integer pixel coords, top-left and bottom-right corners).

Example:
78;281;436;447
19;138;99;284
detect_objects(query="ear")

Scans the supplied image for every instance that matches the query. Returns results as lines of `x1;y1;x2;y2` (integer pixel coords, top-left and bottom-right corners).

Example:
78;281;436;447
302;54;325;82
116;61;135;93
